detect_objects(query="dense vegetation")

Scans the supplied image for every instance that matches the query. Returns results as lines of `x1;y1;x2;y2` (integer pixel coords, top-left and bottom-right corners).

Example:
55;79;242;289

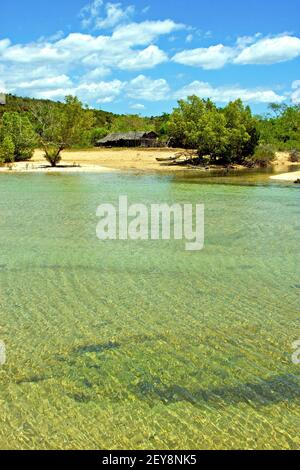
168;97;259;165
0;93;299;167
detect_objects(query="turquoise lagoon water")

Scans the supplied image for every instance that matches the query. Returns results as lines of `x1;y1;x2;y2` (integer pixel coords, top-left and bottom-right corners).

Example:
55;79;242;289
0;171;299;449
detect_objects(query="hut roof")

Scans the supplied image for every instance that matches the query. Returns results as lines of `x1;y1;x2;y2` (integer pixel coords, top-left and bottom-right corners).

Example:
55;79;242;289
97;131;157;144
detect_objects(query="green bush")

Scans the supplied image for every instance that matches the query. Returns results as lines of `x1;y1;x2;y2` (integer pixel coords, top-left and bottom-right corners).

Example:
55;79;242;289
89;127;109;146
0;112;36;161
31;96;95;166
0;135;15;164
168;96;259;165
245;144;276;168
43;147;62;167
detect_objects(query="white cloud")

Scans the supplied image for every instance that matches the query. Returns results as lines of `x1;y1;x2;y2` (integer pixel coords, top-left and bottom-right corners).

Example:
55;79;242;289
0;8;182;105
2;43;68;63
33;79;124;104
292;80;300;89
31;75;169;105
172;45;235;70
79;0;104;28
1;2;297;110
126;75;170;101
0;38;11;52
234;35;300;65
118;45;167;70
17;75;72;90
82;66;111;80
235;33;262;49
77;79;124;103
38;31;65;43
112;20;184;46
173;34;300;70
0;79;7;93
0;15;182;98
79;1;135;30
291;80;300;104
130;103;145;110
175;81;285;104
95;2;135;29
0;19;180;69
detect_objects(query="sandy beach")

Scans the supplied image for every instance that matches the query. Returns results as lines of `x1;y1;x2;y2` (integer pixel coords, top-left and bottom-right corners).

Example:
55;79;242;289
0;160;116;173
1;149;299;176
0;148;184;174
270;171;300;182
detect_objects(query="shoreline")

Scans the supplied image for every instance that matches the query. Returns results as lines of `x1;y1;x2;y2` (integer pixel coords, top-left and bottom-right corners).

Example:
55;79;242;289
270;171;300;182
1;149;299;177
0;161;116;174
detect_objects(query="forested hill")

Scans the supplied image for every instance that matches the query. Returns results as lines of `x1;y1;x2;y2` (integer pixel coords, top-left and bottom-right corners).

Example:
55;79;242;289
0;94;168;135
1;94;117;128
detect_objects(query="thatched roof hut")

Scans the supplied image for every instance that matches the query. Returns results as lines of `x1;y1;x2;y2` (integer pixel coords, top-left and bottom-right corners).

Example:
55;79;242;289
0;93;6;105
96;131;158;147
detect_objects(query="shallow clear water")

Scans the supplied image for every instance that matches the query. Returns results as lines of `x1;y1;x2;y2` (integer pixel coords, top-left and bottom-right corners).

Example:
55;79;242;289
0;171;299;449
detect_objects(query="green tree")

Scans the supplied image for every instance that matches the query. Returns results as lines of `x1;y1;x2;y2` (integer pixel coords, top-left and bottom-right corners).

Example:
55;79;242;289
168;96;259;164
0;135;15;164
222;100;259;163
0;112;36;161
89;127;109;146
245;144;276;167
111;114;154;133
258;104;300;150
168;96;213;148
31;96;95;166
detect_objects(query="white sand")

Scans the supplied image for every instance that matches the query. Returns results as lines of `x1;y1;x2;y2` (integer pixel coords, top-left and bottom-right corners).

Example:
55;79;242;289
1;150;299;176
0;161;116;173
270;171;300;182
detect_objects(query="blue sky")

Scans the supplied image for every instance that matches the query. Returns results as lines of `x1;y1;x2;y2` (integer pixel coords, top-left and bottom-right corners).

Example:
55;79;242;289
0;0;300;115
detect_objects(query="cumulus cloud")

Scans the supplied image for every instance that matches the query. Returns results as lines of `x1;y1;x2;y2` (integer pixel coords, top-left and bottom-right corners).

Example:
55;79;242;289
175;81;285;104
0;16;180;100
126;75;170;101
130;103;145;110
173;45;235;70
112;19;184;46
79;0;135;31
81;66;111;80
172;34;300;69
291;80;300;104
77;79;124;103
118;45;167;70
0;38;11;52
0;1;297;109
8;72;170;106
95;2;135;29
30;75;169;106
79;0;103;28
33;79;124;104
0;20;179;68
234;35;300;65
292;80;300;89
16;75;72;90
235;33;262;49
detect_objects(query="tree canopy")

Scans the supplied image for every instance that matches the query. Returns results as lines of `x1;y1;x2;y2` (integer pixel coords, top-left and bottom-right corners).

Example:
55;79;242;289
30;96;95;166
257;104;300;151
0;92;299;168
168;96;259;164
0;111;36;163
